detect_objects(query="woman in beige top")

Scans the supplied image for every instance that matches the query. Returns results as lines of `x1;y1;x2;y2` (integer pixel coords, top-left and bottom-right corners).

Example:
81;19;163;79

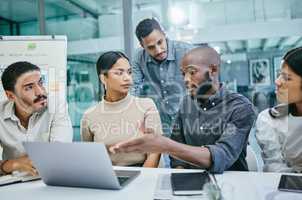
81;51;162;167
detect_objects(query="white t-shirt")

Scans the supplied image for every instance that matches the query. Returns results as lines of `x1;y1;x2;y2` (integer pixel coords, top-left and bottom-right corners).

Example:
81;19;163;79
283;114;302;172
255;109;302;172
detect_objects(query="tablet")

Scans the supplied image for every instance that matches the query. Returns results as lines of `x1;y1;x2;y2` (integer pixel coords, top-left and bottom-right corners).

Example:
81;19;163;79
278;175;302;193
171;172;211;196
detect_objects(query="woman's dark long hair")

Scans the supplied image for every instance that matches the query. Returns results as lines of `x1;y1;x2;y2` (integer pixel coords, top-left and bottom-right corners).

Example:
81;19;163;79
270;46;302;117
283;47;302;78
96;51;129;99
96;51;129;76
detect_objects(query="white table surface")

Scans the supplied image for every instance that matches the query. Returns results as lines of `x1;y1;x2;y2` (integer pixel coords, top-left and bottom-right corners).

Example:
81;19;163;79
1;166;301;200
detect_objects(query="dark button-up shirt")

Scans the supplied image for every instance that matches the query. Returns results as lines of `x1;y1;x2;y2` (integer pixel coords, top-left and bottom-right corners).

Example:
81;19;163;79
131;39;193;135
170;86;256;173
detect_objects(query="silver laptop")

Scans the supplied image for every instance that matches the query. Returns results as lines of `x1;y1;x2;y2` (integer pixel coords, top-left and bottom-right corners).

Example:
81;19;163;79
23;142;140;189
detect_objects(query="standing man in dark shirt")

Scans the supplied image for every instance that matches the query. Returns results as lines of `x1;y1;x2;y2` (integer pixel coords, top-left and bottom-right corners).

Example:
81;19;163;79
111;47;256;173
132;18;193;136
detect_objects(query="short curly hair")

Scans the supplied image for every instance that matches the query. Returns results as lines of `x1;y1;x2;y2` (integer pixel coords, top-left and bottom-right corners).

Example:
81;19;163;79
135;18;164;43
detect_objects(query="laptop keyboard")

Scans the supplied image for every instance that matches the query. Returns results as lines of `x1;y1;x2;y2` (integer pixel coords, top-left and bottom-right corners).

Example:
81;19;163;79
117;176;130;185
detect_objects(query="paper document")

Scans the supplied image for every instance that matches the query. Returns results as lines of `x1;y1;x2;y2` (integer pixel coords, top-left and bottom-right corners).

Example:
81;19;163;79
0;171;40;186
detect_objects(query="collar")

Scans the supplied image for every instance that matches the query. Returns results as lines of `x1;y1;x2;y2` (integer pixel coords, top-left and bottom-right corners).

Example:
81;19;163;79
102;93;132;106
3;101;45;121
196;84;225;110
3;101;17;120
146;39;176;63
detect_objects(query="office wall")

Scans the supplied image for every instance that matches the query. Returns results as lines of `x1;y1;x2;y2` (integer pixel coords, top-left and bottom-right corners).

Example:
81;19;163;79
0;24;10;35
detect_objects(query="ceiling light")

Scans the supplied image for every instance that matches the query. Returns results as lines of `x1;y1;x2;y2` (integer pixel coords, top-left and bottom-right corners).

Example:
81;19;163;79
168;6;188;26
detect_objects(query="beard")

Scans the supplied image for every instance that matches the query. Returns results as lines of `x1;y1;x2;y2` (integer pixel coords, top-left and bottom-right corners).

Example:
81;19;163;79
18;94;48;115
194;71;213;101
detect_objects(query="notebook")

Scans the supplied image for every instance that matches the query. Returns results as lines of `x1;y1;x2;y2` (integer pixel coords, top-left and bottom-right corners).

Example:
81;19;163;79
170;171;211;195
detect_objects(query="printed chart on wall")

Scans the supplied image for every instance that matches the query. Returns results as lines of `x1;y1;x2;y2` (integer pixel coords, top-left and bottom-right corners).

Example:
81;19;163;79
0;36;67;114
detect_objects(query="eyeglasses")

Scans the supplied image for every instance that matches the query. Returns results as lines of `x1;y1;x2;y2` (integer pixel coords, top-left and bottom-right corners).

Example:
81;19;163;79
105;68;132;76
276;72;290;83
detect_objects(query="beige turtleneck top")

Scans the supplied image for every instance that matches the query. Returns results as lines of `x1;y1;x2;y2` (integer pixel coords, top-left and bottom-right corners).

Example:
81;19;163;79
81;94;163;166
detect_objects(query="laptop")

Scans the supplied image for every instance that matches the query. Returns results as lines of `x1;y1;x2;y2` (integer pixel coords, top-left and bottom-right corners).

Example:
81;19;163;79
23;142;140;189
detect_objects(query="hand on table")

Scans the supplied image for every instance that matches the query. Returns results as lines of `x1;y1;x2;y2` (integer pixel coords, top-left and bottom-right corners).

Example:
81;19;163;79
1;155;38;176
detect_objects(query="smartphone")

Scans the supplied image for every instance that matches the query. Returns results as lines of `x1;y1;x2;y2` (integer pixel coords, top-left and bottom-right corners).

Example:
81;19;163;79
278;174;302;193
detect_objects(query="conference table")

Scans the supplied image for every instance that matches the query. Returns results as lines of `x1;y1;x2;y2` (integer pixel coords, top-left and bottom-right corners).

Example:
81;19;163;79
1;166;301;200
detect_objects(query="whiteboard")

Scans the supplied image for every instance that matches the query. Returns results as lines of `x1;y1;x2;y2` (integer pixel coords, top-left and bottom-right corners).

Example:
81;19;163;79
0;36;67;114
